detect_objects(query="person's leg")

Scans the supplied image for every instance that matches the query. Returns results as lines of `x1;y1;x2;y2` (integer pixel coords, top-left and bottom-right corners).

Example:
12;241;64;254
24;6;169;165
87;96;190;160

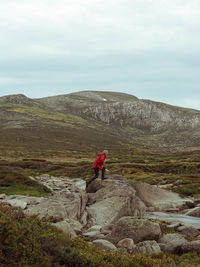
86;168;99;186
101;167;106;180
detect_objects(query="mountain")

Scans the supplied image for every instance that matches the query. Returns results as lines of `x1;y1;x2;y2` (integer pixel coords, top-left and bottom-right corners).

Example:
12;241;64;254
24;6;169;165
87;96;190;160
0;91;200;157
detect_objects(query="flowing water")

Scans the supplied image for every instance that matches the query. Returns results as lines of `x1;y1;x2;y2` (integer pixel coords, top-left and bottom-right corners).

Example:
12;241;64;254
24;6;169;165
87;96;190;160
145;212;200;229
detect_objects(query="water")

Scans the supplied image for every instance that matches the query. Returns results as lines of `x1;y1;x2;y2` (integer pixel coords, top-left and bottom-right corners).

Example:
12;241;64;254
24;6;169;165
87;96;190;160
145;212;200;229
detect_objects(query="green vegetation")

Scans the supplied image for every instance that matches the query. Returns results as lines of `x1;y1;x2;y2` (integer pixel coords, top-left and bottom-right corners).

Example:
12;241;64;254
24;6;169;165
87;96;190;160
0;203;199;267
0;170;51;196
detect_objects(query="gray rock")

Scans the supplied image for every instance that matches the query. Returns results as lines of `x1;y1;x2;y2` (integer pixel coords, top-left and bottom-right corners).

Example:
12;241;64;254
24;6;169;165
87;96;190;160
177;225;200;238
92;239;117;251
132;240;161;255
158;233;187;253
117;238;135;252
181;240;200;254
132;181;192;211
87;195;145;227
5;199;27;209
0;194;6;199
53;220;77;238
107;217;161;244
83;231;100;237
185;207;200;217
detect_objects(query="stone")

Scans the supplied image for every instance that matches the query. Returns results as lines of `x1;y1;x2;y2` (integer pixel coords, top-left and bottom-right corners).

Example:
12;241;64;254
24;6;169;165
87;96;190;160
64;219;83;234
25;192;87;222
107;217;161;245
5;199;27;209
181;240;200;254
117;238;135;251
158;233;187;253
132;181;192;211
83;231;100;238
53;220;77;238
177;225;200;238
132;240;161;254
74;180;86;191
92;239;117;251
87;195;146;227
0;194;6;199
185;207;200;217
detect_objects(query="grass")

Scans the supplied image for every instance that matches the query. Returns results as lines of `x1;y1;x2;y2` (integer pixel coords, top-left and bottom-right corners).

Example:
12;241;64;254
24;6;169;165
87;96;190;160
0;170;51;196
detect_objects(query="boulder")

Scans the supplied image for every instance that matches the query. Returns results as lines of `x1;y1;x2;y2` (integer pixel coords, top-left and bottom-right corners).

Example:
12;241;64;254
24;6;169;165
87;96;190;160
53;220;77;238
107;217;161;244
177;225;200;238
117;238;135;252
158;233;187;253
0;194;6;199
185;207;200;217
92;239;117;251
181;240;200;255
132;240;161;255
132;181;192;211
5;199;27;209
25;192;87;222
87;195;146;227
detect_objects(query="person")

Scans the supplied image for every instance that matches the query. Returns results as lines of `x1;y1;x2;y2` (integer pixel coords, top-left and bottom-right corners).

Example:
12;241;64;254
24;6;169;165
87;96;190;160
86;150;108;186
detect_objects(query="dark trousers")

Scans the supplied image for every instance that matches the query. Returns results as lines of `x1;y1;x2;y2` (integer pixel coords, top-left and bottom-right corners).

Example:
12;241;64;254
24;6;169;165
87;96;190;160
86;167;105;186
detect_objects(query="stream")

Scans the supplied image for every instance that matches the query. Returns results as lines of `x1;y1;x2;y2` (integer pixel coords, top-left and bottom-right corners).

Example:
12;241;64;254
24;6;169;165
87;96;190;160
145;212;200;229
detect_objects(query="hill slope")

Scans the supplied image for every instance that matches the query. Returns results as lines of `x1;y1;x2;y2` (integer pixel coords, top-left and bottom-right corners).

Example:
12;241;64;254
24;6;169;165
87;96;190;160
0;91;200;157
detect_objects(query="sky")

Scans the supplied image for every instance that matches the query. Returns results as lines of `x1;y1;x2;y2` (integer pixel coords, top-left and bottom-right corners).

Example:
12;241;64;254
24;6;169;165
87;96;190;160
0;0;200;110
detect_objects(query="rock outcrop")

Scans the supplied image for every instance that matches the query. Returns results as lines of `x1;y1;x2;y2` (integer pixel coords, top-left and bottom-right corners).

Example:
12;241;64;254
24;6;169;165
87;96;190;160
1;173;200;257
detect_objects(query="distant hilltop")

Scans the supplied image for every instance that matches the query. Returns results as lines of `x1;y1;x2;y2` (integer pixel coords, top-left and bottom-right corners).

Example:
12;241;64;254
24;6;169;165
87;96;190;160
0;90;200;153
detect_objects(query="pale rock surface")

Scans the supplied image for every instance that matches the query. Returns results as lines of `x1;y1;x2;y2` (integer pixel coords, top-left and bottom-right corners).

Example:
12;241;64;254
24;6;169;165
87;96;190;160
107;216;161;244
117;238;135;251
0;194;6;199
5;199;27;209
132;181;192;211
132;240;161;255
158;233;187;253
26;192;87;222
53;220;77;238
86;175;146;227
92;239;117;251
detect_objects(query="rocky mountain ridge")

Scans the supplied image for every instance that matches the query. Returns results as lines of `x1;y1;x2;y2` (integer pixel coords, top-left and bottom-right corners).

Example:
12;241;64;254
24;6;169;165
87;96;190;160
1;91;200;152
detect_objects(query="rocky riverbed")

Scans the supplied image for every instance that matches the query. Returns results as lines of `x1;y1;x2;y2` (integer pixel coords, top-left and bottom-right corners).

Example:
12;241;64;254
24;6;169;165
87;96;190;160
0;174;200;255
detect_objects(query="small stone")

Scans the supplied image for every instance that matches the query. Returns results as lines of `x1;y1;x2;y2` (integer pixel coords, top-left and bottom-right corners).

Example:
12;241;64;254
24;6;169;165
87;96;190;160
0;194;6;199
92;239;117;251
117;238;135;251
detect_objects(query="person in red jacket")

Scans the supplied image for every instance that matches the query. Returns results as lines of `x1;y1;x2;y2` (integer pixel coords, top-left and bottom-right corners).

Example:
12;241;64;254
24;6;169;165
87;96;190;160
86;150;108;186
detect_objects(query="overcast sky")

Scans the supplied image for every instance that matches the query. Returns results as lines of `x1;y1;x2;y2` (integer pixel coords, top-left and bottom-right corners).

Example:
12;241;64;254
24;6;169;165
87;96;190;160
0;0;200;110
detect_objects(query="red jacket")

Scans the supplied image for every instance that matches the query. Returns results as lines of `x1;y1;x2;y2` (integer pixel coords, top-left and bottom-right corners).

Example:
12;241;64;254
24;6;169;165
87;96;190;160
92;153;106;170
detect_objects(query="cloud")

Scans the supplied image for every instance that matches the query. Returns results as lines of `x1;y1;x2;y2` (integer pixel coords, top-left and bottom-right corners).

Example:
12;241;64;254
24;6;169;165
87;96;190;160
0;0;200;110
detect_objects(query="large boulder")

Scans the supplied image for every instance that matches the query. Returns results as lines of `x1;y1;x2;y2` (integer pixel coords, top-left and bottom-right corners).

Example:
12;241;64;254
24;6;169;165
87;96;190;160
87;195;146;227
25;192;87;222
132;181;192;211
158;233;187;253
106;216;161;245
132;240;161;255
86;175;146;227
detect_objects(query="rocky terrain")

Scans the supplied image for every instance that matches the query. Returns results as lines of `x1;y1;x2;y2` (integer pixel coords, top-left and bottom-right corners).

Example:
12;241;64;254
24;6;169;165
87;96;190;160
1;91;200;156
1;174;200;256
